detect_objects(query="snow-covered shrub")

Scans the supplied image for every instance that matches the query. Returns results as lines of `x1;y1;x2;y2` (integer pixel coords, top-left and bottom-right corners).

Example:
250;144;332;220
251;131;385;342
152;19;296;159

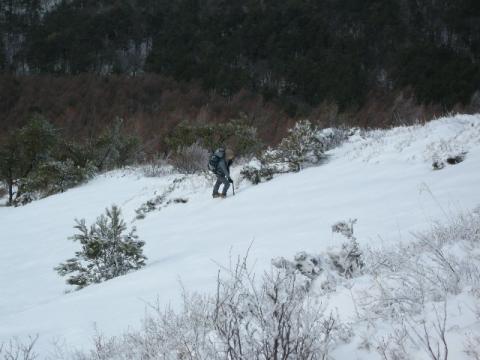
375;327;410;360
75;257;351;359
0;335;39;360
272;120;325;172
169;142;209;174
135;177;186;220
272;219;364;294
332;218;357;239
167;197;188;204
330;218;364;278
432;152;466;170
353;209;480;359
134;201;156;220
465;334;480;360
142;155;172;177
241;121;348;184
427;135;468;171
316;127;350;151
210;264;349;360
372;301;451;360
273;122;348;172
240;157;275;184
64;210;480;360
271;252;324;292
432;160;446;170
328;238;364;279
447;153;466;164
56;205;147;290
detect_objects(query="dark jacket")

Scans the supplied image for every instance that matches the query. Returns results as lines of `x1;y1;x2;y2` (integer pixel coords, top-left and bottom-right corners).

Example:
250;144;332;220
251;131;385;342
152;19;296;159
214;148;230;178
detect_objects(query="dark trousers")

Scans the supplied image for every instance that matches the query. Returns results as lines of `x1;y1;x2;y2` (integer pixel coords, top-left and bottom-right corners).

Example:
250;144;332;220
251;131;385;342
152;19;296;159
213;175;230;195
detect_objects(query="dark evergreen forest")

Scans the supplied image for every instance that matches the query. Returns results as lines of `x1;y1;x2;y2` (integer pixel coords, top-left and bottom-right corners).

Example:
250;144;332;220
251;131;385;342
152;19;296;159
1;0;479;112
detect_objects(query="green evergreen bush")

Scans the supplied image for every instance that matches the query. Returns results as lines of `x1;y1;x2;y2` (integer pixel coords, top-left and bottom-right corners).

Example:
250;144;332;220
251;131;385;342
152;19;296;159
93;118;142;171
1;116;143;206
165;119;262;157
56;205;147;290
16;159;95;200
0;115;59;205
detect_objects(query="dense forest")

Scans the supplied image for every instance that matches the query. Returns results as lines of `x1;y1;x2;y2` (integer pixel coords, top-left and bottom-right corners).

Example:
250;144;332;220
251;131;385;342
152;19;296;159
1;0;480;143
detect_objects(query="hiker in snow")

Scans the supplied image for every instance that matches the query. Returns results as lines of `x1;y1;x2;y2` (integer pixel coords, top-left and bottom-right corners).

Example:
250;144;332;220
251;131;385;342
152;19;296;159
209;147;234;198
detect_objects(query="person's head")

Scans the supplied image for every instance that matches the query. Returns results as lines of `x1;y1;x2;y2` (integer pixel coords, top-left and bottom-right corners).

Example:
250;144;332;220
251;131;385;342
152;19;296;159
214;147;226;158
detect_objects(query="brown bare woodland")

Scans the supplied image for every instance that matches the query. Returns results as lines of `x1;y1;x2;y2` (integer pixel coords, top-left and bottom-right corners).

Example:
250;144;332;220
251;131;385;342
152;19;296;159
1;74;479;154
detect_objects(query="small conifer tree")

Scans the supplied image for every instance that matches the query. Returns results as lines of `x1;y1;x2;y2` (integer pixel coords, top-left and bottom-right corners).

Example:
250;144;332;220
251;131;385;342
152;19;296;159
276;120;324;172
56;205;147;289
0;115;58;205
330;219;364;278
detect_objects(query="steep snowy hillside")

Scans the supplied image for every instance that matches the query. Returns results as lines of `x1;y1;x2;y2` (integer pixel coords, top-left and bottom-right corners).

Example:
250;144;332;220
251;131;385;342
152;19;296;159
1;114;479;358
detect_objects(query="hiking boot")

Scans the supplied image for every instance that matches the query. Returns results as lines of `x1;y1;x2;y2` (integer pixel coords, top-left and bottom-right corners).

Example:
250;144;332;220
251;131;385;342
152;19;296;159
212;192;221;198
219;193;227;199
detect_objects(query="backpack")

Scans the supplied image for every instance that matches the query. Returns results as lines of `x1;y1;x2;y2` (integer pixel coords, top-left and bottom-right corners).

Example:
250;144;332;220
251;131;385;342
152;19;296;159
208;153;221;173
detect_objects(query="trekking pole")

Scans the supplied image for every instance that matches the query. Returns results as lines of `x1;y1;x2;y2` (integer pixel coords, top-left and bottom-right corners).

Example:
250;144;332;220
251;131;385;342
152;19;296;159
232;181;235;196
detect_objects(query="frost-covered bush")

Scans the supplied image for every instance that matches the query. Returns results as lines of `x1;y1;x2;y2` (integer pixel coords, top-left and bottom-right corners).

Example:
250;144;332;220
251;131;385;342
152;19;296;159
74;257;351;359
241;121;348;184
330;219;364;278
328;238;364;279
169;142;210;174
272;251;323;279
331;218;357;239
56;205;147;290
351;209;480;360
426;134;469;171
362;210;480;320
317;127;350;151
274;120;326;172
54;210;480;359
135;177;186;220
240;158;275;184
432;151;466;170
465;334;480;360
432;159;446;170
274;122;349;172
302;209;480;360
0;335;38;360
272;219;364;293
142;155;172;177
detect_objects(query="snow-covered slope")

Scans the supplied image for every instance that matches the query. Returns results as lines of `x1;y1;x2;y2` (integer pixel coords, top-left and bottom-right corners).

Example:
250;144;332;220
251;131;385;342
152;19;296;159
1;114;479;356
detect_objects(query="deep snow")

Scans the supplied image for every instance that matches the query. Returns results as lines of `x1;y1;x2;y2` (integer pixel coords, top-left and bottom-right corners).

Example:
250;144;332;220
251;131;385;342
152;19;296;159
1;114;479;357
